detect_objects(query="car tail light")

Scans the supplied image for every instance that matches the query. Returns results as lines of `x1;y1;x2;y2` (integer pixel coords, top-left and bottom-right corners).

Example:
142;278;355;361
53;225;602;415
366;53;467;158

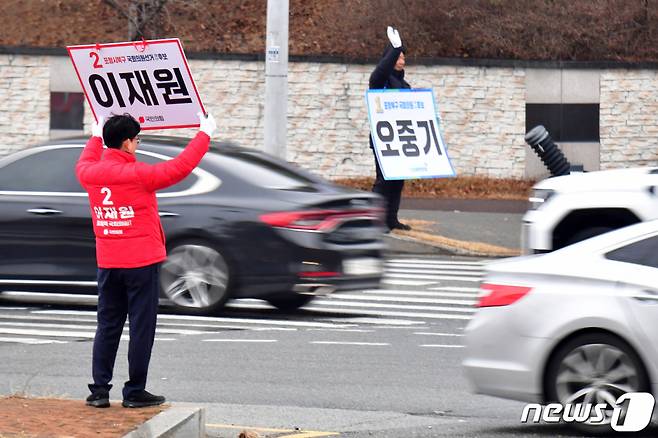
477;283;532;308
260;209;383;231
298;271;341;278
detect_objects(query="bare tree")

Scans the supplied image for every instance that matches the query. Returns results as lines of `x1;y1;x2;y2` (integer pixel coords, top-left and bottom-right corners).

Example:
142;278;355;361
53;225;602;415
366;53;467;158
103;0;168;40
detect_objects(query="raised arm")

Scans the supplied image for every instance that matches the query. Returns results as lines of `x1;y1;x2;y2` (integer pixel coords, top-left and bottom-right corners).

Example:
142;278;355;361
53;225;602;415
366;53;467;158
76;117;105;184
137;113;217;192
369;26;404;89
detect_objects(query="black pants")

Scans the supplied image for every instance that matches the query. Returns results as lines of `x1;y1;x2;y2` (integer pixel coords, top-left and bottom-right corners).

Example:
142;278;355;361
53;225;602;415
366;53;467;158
372;148;404;228
89;263;160;399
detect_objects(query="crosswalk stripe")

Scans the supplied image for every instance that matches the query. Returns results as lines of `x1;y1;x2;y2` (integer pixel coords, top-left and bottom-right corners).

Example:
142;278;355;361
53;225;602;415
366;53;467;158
310;300;476;313
362;290;477;299
202;339;278;343
310;341;389;346
31;310;355;329
0;336;68;344
386;267;482;276
387;258;487;265
430;286;481;292
419;344;465;348
0;259;485;345
228;300;474;314
381;279;437;286
301;307;472;320
329;294;476;306
386;262;484;271
0;321;205;335
325;317;424;326
0;328;95;338
414;332;465;337
385;273;481;282
225;301;473;320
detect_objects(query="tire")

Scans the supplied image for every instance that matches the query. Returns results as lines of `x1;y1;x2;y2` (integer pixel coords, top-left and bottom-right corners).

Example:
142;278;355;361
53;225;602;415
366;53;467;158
565;226;614;246
545;332;650;435
160;240;232;315
266;294;315;311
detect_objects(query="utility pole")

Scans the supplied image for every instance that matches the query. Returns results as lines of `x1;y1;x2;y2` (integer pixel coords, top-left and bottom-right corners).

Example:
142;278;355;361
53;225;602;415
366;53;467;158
264;0;289;158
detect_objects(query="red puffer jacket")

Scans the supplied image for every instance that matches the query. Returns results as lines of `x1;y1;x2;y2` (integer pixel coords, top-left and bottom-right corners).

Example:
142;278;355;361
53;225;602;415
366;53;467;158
76;132;210;268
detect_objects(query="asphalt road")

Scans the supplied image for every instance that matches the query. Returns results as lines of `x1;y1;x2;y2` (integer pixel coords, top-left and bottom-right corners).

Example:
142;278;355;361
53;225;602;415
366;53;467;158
0;254;656;438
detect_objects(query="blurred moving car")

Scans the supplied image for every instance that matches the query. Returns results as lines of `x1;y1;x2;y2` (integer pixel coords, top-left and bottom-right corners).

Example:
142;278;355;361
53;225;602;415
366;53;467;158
464;220;658;432
522;167;658;254
0;136;386;314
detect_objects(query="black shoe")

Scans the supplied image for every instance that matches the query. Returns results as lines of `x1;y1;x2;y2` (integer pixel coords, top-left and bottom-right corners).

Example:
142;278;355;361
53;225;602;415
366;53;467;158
86;391;110;408
391;222;412;231
122;390;165;408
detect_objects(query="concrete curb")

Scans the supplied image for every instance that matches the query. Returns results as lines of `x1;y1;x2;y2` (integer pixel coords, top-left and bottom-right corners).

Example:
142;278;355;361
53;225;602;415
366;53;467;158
123;405;206;438
384;233;518;258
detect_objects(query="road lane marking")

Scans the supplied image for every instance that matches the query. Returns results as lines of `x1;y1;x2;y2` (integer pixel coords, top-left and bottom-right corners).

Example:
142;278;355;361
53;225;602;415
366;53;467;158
279;305;473;320
32;310;355;328
414;332;464;337
306;328;375;332
385;273;481;282
325;317;423;326
387;258;487;265
310;341;389;346
419;344;465;348
386;262;484;271
201;339;278;343
386;267;482;276
0;336;68;344
330;294;476;306
0;321;204;335
309;300;475;313
381;279;437;286
429;286;481;292
363;290;478;298
0;314;299;332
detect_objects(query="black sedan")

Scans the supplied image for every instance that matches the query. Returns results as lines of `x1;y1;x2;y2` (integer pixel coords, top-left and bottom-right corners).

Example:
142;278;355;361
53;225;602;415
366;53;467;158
0;136;386;314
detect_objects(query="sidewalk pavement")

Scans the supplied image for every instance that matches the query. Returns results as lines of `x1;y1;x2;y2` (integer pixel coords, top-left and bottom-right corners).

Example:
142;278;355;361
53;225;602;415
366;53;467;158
388;198;526;258
0;199;527;438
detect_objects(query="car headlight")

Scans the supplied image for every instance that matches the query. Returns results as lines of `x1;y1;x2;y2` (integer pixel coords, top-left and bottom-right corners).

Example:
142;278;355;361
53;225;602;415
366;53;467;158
528;189;554;210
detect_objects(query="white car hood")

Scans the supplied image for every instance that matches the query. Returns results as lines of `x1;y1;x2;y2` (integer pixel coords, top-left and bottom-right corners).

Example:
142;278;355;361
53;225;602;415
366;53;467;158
533;167;658;193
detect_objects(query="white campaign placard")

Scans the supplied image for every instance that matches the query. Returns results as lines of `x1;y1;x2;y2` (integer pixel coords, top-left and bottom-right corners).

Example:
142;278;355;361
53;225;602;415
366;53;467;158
67;38;205;130
366;89;455;180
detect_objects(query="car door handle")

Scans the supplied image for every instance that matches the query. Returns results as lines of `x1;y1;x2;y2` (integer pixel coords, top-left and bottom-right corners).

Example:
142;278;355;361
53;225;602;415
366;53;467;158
27;208;63;215
632;289;658;303
158;211;179;217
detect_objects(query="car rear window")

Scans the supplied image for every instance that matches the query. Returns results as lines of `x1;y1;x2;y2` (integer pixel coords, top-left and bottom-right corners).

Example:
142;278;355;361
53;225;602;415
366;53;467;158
218;151;317;190
0;147;84;192
605;235;658;269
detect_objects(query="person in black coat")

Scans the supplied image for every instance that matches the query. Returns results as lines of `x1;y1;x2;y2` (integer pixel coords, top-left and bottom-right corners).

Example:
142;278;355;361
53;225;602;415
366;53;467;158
369;26;411;231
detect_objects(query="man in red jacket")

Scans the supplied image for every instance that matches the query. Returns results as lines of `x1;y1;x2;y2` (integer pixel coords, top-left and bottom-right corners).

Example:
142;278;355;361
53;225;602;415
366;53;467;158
76;112;216;408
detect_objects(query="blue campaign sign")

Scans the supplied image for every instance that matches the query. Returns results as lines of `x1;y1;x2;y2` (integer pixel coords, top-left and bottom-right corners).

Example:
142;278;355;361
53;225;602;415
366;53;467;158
366;88;455;180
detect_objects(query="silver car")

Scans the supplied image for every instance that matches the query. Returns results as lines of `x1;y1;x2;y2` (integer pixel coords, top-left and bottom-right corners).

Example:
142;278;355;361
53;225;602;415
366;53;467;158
464;220;658;432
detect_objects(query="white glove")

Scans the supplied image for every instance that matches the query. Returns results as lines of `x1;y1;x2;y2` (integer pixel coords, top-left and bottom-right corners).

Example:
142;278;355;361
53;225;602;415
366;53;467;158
387;26;402;49
91;116;104;138
198;112;217;138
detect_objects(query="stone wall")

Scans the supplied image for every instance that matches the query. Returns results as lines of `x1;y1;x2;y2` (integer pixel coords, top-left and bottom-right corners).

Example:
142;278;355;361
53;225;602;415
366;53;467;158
0;55;50;155
600;70;658;169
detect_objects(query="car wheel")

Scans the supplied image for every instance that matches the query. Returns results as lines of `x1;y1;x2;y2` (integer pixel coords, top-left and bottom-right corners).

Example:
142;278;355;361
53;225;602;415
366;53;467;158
266;294;315;311
160;241;231;314
565;226;614;246
545;333;650;434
